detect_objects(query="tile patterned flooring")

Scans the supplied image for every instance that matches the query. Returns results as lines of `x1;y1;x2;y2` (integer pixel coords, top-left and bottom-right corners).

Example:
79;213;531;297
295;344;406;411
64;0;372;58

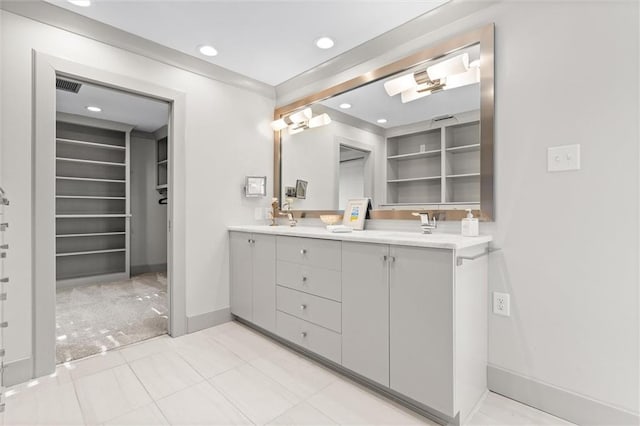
3;321;575;425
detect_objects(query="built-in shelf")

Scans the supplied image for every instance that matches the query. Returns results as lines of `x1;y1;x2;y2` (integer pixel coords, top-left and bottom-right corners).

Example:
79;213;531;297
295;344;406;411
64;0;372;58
56;195;126;200
446;173;480;179
445;143;480;153
56;232;126;238
157;159;168;165
56;214;128;218
442;201;480;205
56;138;126;151
56;157;125;167
56;248;126;257
387;176;441;183
387;150;441;161
56;176;126;183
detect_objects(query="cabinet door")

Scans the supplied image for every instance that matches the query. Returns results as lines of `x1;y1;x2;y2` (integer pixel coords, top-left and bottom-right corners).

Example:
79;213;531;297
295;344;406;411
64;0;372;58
389;245;454;416
252;234;276;332
229;231;253;321
342;242;390;386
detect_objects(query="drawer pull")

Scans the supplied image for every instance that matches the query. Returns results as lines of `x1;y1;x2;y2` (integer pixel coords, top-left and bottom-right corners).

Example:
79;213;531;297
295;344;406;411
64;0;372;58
301;331;307;338
0;277;7;283
0;244;7;249
0;322;8;328
300;248;307;255
300;304;307;311
302;276;307;282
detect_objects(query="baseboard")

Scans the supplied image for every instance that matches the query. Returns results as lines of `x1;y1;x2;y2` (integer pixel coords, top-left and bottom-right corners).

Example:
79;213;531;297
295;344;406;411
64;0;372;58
3;357;33;387
56;272;129;289
187;308;231;333
487;365;639;426
131;263;167;276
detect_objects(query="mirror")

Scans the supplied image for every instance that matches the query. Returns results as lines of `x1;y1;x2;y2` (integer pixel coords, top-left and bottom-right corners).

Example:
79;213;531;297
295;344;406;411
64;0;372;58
275;24;494;220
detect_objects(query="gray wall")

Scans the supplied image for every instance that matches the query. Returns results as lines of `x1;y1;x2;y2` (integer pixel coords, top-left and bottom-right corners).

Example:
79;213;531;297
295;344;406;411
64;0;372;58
277;1;640;416
130;132;167;273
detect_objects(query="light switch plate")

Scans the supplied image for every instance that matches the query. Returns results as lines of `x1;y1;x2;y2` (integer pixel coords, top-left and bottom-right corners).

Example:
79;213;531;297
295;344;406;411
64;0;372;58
548;144;580;172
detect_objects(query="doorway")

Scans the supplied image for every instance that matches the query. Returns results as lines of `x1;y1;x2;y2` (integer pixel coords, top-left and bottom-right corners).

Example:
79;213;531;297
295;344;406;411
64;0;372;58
338;145;370;210
54;79;170;363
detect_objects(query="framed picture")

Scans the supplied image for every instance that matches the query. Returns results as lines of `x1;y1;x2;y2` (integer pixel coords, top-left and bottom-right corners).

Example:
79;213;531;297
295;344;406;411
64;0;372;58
343;198;369;230
295;179;308;199
244;176;267;197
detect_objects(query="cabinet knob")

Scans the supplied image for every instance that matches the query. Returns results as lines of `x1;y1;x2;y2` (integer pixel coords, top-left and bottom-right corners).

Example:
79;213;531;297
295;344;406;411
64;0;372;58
0;277;8;283
389;256;396;263
0;244;8;250
302;276;307;282
301;331;307;338
300;248;307;255
300;304;307;311
383;255;388;262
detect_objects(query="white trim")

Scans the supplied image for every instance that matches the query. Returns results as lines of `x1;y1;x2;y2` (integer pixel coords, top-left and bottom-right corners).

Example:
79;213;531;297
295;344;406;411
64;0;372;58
2;357;33;387
187;308;232;333
487;365;640;426
33;51;187;378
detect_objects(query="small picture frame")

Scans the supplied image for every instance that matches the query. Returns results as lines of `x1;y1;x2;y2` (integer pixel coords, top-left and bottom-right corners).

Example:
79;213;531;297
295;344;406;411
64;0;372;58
343;198;369;230
295;179;308;199
244;176;267;197
285;186;297;197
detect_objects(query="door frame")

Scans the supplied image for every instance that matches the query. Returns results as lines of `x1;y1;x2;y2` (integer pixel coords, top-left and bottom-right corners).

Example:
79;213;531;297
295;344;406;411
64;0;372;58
33;51;187;377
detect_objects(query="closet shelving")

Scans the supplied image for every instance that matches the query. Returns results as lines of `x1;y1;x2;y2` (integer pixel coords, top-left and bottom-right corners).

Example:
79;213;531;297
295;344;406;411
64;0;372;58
55;115;132;287
156;136;168;191
382;111;481;209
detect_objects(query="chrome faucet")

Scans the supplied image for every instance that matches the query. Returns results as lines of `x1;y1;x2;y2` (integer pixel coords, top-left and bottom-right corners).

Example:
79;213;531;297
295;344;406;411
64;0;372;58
412;212;437;234
279;202;297;227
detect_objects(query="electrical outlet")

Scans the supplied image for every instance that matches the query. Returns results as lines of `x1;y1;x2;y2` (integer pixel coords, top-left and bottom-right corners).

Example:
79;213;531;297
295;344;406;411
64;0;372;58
493;292;510;317
547;144;580;172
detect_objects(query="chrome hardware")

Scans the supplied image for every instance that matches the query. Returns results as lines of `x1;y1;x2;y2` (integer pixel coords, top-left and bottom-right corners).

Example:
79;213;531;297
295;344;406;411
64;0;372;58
0;278;7;283
0;253;5;259
300;304;307;311
0;349;5;357
383;255;388;262
0;186;9;206
0;293;6;301
247;238;256;244
412;212;437;234
389;256;396;263
0;322;8;328
279;202;297;227
0;244;7;249
0;223;7;231
300;248;307;255
300;331;307;338
456;246;500;266
0;403;5;413
302;276;307;282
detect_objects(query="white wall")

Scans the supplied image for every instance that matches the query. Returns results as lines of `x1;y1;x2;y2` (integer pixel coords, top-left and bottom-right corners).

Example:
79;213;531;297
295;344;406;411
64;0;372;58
281;119;383;210
339;158;365;210
130;133;167;271
0;10;274;363
277;1;640;415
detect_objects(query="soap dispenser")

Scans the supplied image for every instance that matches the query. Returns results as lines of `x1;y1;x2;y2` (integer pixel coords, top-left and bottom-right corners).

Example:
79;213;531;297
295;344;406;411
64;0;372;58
461;209;479;237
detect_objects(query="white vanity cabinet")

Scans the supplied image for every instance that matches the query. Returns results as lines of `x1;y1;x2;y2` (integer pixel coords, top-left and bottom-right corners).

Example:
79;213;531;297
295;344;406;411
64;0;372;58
229;227;489;425
229;231;276;332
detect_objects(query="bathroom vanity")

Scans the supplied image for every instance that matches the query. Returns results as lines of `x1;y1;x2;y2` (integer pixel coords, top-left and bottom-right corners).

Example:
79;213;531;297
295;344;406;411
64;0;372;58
228;225;491;425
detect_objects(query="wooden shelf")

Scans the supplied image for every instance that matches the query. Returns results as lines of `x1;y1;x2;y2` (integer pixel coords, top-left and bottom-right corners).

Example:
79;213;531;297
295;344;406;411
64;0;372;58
56;138;125;151
446;173;480;179
56;195;126;200
56;214;128;218
387;176;441;183
446;144;480;153
56;248;126;257
56;232;126;238
387;150;441;161
56;176;126;183
56;157;125;167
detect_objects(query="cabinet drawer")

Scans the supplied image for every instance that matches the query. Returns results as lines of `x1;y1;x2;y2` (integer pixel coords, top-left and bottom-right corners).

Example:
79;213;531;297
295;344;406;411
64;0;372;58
277;260;341;302
277;236;341;270
277;286;341;332
276;311;341;364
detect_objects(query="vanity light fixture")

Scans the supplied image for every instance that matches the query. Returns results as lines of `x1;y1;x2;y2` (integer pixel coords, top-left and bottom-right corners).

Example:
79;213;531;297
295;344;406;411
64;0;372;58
271;108;331;133
86;106;102;112
384;53;480;103
198;45;218;57
339;103;352;109
315;37;335;49
68;0;91;6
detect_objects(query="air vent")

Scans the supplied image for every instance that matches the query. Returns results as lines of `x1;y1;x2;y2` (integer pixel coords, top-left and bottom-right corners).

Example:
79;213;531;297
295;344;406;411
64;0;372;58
433;114;454;122
55;78;82;94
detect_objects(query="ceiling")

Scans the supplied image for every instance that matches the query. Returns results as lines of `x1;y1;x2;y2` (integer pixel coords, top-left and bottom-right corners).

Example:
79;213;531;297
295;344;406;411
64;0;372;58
44;0;448;86
56;79;170;132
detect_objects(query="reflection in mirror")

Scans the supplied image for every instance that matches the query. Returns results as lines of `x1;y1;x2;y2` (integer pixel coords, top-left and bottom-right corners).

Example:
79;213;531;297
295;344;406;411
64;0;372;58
280;44;480;212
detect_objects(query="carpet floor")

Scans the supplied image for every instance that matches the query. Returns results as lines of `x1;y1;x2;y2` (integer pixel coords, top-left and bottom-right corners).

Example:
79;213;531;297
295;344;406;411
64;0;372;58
55;272;168;364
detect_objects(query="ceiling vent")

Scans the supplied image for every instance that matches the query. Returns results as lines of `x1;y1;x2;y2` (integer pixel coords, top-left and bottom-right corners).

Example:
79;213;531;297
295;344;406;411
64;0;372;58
56;78;82;94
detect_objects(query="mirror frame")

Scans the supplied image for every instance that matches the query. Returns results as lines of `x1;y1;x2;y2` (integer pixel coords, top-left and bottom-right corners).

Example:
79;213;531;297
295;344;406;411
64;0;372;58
273;23;494;221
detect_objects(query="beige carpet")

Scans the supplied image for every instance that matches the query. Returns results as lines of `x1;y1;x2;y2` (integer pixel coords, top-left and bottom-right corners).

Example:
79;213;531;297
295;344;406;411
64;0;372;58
56;272;168;364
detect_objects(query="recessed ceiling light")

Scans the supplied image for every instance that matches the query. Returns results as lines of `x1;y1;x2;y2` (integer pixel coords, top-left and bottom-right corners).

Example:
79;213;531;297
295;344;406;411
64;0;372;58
377;118;387;124
86;106;102;112
315;37;334;49
339;103;352;109
198;45;218;57
68;0;91;6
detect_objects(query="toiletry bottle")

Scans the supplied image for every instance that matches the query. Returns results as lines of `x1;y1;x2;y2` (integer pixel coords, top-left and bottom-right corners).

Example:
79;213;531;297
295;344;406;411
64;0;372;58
461;209;479;237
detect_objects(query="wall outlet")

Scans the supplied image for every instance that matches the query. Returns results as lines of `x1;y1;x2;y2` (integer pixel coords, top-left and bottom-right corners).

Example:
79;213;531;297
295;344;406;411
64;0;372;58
547;144;580;172
493;292;510;317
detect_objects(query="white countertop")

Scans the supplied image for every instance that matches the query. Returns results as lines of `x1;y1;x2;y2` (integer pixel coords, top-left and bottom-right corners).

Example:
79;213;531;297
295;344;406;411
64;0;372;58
228;225;492;250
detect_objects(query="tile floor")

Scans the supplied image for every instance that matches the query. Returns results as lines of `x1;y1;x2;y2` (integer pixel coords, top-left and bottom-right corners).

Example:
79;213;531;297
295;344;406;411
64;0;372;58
56;272;168;363
3;321;575;426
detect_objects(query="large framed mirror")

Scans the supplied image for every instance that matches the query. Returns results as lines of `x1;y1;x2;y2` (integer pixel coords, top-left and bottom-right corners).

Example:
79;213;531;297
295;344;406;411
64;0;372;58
273;23;494;221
